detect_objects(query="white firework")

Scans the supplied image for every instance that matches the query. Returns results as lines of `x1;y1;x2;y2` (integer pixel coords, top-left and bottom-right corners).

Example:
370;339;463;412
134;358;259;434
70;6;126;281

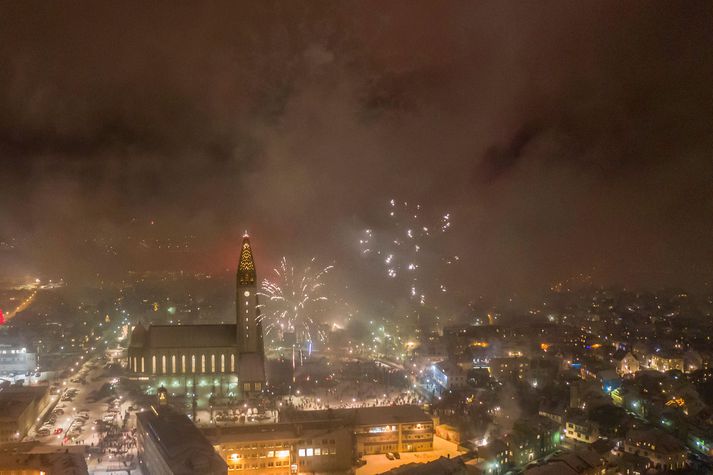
359;199;458;305
257;257;333;346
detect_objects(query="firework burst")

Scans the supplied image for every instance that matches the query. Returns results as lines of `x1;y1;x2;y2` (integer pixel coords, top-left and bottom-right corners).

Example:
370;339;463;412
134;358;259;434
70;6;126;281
257;257;333;347
359;199;458;305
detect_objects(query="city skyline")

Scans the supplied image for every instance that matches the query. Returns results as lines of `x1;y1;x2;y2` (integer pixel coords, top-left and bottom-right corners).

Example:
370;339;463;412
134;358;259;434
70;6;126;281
0;1;711;300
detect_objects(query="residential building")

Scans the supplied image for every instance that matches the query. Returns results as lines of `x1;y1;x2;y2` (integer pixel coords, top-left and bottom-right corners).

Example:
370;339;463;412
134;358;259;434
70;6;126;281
623;428;687;471
565;416;599;444
203;420;352;474
0;442;87;475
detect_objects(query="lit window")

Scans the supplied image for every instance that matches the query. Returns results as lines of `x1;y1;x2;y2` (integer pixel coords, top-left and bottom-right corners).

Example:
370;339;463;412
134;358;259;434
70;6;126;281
201;354;206;372
298;449;305;457
231;354;235;372
172;355;176;373
267;451;274;457
191;355;196;373
162;355;166;373
152;355;156;374
211;354;215;372
255;382;261;390
315;448;321;456
221;354;225;372
182;355;186;373
306;448;313;457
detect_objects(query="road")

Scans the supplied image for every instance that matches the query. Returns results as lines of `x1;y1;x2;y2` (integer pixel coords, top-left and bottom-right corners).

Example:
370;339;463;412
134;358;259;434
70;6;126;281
5;288;38;321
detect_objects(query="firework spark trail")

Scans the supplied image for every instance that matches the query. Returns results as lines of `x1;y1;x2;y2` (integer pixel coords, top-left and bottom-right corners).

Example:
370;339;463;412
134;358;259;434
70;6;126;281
257;257;333;346
359;199;458;305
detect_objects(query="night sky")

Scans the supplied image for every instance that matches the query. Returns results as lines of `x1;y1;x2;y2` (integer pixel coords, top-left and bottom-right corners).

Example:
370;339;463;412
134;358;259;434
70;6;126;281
1;1;712;301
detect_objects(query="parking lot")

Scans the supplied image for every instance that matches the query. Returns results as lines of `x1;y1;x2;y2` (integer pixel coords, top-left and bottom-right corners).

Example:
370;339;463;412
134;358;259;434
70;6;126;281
25;354;141;473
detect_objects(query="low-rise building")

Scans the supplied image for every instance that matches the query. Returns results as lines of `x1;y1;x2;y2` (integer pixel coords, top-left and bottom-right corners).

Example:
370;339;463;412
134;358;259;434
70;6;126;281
623;428;687;471
136;406;227;475
352;405;434;455
0;442;87;474
565;416;599;444
0;385;50;443
617;352;640;376
203;419;352;474
488;357;528;382
508;416;561;467
650;352;684;373
475;417;561;474
381;456;467;474
280;405;435;459
0;344;37;375
432;361;467;391
524;448;604;474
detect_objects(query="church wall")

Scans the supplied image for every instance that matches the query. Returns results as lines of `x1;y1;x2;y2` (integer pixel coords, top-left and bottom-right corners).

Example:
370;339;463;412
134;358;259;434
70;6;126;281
128;347;239;376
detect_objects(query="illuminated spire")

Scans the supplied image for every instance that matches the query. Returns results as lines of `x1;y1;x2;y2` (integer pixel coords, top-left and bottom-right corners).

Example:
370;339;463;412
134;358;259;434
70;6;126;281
238;235;256;285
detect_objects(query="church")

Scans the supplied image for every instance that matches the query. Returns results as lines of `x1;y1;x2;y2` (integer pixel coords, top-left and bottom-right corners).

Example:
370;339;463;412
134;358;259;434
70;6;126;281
127;234;266;398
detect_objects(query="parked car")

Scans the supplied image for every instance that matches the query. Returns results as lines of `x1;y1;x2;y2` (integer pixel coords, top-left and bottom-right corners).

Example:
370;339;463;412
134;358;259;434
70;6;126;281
386;453;395;460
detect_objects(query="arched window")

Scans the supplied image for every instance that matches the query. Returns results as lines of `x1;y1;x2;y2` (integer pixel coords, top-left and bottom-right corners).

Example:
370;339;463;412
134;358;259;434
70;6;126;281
211;354;215;373
221;354;225;373
231;354;235;372
201;354;206;373
182;355;186;373
161;355;166;374
141;357;145;373
191;354;196;373
152;355;157;374
172;355;176;374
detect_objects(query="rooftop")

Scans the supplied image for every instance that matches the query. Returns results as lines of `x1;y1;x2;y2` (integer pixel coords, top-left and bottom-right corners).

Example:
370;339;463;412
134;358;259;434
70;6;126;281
202;420;349;445
0;442;87;475
137;406;227;475
626;428;685;454
136;324;238;348
0;385;48;421
280;404;432;427
381;456;467;474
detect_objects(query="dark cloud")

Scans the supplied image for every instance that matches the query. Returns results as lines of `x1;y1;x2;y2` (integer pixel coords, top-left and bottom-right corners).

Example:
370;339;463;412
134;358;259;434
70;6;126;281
0;1;711;303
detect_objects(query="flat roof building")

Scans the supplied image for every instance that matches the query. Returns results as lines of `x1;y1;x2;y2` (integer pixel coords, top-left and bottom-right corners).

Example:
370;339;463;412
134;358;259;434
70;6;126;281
202;419;353;474
0;385;50;443
136;406;227;475
0;442;87;475
282;405;434;457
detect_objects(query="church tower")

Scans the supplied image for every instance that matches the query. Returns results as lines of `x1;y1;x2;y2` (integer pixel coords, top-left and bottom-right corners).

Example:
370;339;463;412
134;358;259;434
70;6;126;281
236;233;266;396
